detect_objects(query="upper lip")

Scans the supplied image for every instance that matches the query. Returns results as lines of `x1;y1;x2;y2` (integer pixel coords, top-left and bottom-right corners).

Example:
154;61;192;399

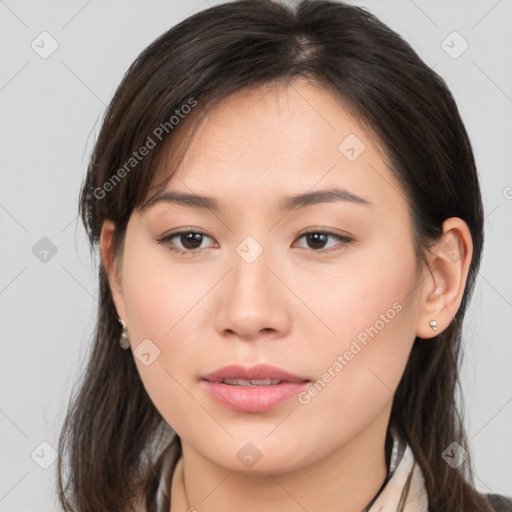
202;363;310;383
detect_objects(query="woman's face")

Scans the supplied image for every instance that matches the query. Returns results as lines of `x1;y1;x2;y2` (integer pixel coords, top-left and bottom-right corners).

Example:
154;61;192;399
105;78;430;473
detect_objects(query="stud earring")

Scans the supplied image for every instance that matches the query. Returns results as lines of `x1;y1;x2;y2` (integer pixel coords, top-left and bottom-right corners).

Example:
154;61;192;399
429;320;437;331
118;317;130;349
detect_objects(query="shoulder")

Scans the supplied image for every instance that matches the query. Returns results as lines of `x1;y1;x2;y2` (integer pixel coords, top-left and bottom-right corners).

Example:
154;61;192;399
485;493;512;512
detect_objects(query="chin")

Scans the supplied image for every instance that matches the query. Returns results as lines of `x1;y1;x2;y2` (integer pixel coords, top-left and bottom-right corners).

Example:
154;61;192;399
199;438;312;475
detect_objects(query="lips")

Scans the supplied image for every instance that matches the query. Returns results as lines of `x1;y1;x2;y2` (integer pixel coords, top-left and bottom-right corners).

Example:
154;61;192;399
201;363;311;413
202;363;310;384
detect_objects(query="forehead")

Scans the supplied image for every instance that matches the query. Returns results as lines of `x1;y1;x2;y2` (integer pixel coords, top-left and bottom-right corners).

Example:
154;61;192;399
145;78;409;218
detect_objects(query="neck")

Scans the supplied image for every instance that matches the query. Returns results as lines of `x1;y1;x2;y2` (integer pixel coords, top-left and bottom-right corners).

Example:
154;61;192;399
170;412;391;512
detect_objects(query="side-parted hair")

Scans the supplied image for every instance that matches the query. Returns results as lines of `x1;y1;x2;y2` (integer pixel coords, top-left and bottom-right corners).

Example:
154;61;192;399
58;1;498;510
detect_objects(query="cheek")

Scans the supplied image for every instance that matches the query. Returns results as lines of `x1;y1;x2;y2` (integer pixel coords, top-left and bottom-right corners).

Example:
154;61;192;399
290;231;418;349
294;314;414;459
295;243;419;428
119;241;209;423
121;238;205;343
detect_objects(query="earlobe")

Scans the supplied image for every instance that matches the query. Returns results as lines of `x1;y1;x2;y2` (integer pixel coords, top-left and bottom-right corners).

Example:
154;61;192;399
416;217;473;339
99;220;126;319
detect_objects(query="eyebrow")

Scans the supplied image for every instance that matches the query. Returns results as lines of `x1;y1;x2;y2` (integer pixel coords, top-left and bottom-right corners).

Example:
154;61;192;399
146;187;372;212
281;188;372;211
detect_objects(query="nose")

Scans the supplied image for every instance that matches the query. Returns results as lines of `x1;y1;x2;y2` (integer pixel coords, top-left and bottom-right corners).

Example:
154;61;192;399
214;245;291;342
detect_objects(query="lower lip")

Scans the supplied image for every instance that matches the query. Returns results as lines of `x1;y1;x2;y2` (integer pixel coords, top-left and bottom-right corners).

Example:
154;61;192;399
201;380;310;413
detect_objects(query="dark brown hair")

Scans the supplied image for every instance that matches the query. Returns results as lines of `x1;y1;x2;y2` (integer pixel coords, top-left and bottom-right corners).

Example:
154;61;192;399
57;0;502;510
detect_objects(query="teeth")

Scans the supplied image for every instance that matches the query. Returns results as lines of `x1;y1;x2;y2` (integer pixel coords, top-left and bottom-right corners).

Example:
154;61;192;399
221;378;282;386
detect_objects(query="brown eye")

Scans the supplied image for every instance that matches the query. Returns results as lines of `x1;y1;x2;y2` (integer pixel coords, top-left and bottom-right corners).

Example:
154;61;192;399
295;231;354;252
157;230;215;254
177;232;205;250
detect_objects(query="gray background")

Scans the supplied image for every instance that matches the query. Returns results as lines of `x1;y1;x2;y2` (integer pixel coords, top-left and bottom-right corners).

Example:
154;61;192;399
1;0;511;510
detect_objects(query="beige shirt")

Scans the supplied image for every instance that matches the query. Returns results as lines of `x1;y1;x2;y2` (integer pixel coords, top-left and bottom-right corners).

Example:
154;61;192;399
137;427;429;512
363;428;429;511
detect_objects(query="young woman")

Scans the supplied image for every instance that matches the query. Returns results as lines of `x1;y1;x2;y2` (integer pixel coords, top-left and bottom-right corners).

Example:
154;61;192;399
56;1;512;511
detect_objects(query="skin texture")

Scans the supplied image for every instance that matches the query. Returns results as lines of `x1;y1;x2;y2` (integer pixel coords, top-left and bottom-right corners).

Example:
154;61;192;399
100;78;473;512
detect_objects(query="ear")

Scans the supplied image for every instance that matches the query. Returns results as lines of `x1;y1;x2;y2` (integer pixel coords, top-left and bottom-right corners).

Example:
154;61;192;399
416;217;473;339
99;220;127;322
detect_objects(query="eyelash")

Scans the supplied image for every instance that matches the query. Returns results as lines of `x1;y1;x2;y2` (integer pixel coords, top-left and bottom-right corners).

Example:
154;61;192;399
156;229;354;255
